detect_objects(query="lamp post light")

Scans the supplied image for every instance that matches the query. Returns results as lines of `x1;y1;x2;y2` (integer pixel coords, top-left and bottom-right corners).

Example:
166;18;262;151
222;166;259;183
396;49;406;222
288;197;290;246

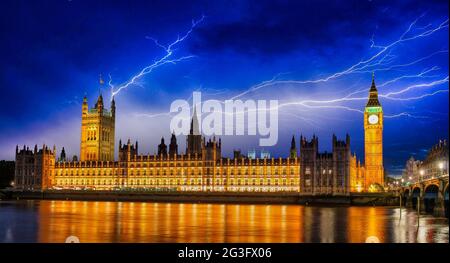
419;169;424;182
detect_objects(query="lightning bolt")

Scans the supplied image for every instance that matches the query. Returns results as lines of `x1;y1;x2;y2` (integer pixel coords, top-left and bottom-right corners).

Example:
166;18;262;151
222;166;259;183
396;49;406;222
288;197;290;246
378;66;441;87
228;16;448;100
133;14;448;125
109;15;205;100
381;76;449;97
382;89;448;101
133;75;449;123
352;50;448;74
229;76;449;117
384;113;430;119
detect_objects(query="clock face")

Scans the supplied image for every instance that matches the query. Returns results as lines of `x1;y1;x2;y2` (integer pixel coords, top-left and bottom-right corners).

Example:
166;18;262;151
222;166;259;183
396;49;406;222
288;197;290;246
368;114;379;125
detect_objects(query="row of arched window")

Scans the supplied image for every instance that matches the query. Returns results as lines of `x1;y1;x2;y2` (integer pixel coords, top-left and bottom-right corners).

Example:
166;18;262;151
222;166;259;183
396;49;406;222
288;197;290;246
101;130;111;142
86;152;97;160
55;178;298;187
57;168;299;178
87;130;97;141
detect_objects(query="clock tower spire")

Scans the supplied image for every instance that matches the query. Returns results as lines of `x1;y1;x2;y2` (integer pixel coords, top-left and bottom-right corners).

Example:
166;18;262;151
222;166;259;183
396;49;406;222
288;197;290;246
366;72;381;107
364;73;384;191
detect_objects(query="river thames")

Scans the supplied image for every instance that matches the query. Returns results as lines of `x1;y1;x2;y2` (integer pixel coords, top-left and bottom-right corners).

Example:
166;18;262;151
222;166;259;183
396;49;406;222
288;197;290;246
0;200;448;243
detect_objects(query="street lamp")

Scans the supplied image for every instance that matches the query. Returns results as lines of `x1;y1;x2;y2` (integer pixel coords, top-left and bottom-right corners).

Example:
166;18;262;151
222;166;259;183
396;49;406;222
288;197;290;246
419;169;424;182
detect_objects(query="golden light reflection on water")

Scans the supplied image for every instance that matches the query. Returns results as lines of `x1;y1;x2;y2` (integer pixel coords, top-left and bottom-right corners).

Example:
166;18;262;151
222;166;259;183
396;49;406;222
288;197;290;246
2;200;445;243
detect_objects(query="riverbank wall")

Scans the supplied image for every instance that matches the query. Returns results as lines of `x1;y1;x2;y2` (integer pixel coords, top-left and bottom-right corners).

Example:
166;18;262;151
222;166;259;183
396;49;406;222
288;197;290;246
0;190;399;206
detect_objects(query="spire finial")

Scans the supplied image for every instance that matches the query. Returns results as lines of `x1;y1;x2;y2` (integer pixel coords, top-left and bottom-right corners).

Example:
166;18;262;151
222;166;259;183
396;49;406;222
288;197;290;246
98;74;105;98
191;105;200;135
366;72;381;107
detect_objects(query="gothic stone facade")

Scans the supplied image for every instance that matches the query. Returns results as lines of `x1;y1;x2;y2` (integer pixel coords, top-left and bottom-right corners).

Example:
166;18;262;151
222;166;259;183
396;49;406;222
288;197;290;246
15;77;387;193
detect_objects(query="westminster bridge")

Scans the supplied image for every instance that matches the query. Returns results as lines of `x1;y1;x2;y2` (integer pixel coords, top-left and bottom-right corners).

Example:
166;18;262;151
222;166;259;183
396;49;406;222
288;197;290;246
400;173;449;218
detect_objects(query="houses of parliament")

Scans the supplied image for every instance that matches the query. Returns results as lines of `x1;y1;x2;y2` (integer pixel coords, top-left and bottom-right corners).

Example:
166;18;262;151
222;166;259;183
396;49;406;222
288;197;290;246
14;76;385;194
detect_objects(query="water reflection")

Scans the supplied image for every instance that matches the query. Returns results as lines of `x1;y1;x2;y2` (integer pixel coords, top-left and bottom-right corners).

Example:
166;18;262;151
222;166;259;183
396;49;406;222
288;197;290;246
0;200;447;243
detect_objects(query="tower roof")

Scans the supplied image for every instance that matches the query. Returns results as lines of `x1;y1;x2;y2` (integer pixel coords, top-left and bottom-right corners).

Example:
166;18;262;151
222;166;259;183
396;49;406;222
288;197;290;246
366;73;381;107
95;94;104;109
190;106;200;135
291;135;296;149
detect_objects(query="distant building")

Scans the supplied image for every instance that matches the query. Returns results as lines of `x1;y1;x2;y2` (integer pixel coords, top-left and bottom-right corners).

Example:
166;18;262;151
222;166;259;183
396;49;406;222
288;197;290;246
402;140;448;185
419;140;448;180
402;157;421;185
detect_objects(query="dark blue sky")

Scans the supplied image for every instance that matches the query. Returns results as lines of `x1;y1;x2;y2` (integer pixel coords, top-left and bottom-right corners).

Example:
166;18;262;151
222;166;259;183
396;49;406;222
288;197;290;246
0;0;448;177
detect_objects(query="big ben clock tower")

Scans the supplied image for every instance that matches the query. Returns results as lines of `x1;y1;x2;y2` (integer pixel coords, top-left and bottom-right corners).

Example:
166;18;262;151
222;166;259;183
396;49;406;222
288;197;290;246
364;73;384;191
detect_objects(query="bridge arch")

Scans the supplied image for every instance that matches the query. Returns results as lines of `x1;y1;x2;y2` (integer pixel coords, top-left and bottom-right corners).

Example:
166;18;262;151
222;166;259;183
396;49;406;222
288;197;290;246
411;187;421;209
423;184;439;214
